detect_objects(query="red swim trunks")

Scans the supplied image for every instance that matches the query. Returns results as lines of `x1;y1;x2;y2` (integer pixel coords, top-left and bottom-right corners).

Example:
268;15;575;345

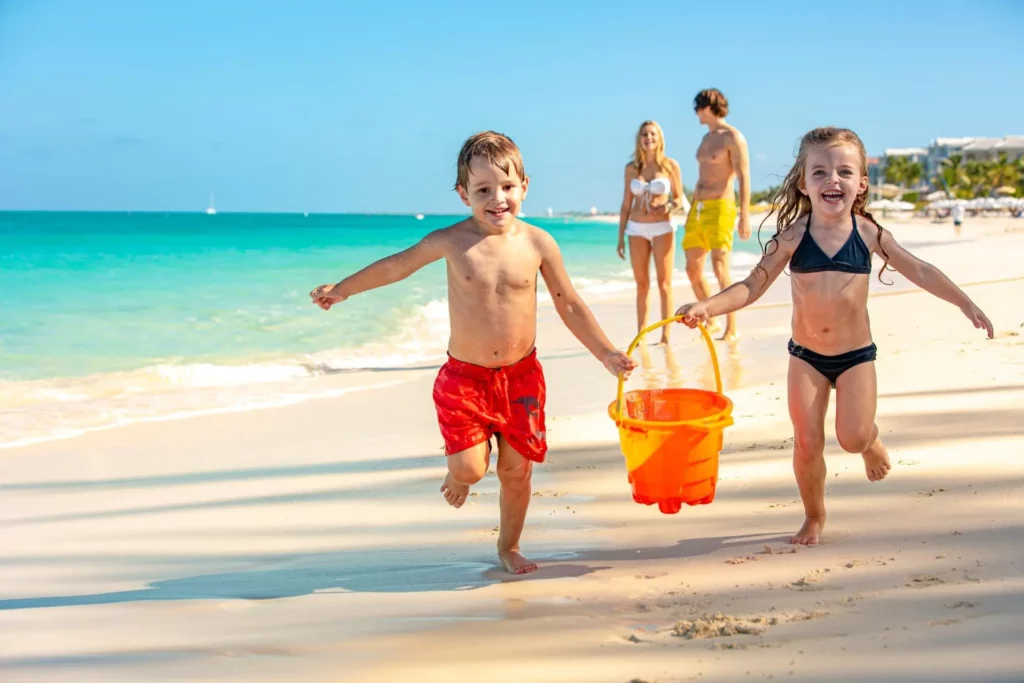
433;350;547;463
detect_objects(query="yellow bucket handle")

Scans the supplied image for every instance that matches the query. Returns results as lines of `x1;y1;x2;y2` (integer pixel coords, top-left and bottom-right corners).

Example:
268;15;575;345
614;316;723;425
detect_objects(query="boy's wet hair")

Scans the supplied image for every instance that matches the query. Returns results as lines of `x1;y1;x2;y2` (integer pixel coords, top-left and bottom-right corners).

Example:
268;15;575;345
756;126;893;287
694;89;729;117
454;131;526;191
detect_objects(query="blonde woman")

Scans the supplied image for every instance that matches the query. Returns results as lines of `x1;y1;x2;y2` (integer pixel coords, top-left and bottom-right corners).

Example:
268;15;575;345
617;120;688;344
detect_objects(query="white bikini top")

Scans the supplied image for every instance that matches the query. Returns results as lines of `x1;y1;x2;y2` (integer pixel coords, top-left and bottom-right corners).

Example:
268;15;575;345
630;177;671;197
631;176;671;212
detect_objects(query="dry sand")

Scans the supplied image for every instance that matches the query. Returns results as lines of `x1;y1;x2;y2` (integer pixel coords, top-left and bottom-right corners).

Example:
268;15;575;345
1;215;1022;682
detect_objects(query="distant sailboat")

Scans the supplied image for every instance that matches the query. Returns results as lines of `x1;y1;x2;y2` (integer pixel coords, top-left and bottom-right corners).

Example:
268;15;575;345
206;193;217;215
415;213;425;220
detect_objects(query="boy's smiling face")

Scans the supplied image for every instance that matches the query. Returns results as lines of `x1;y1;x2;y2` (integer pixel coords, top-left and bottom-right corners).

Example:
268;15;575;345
457;155;528;231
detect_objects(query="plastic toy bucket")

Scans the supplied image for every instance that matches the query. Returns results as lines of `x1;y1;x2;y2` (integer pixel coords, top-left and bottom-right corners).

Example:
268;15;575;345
607;317;734;514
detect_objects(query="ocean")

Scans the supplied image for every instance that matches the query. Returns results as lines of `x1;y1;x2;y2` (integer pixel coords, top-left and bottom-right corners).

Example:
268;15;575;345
0;211;762;447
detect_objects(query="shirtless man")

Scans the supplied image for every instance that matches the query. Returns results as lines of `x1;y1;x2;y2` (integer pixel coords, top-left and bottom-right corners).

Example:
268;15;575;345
310;132;636;574
681;88;752;341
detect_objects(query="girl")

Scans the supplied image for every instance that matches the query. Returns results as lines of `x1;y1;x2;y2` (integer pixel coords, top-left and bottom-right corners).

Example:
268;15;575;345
674;127;993;546
617;120;688;345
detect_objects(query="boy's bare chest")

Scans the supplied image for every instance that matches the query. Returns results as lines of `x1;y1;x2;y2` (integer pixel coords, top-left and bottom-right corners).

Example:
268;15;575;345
448;248;541;296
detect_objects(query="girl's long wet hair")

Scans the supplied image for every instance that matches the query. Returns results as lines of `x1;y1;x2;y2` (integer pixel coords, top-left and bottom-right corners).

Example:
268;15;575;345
631;120;668;178
757;127;893;285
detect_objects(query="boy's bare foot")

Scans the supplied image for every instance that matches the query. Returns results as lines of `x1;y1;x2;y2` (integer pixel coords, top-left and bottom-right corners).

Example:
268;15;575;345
862;443;891;482
789;517;825;545
440;472;470;508
498;547;538;574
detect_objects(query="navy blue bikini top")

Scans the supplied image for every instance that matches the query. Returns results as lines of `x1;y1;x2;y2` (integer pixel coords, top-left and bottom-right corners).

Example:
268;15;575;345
789;211;872;275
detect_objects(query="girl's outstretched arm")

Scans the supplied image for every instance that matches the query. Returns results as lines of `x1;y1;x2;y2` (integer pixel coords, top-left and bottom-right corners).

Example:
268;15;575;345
878;229;994;338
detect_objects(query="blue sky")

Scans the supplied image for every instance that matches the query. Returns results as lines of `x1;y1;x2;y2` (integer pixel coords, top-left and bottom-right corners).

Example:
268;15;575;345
1;0;1022;214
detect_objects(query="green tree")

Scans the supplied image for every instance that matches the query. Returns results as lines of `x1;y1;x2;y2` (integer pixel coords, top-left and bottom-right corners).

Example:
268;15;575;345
985;153;1017;195
963;160;990;197
934;154;965;198
904;160;924;189
751;185;779;204
884;156;924;191
884;156;908;187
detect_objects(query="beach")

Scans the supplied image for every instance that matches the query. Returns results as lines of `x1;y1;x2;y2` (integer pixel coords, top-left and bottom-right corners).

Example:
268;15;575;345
2;214;1023;682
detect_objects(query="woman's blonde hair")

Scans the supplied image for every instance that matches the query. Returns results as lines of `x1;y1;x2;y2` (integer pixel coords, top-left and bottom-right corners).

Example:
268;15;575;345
631;120;668;178
758;126;893;284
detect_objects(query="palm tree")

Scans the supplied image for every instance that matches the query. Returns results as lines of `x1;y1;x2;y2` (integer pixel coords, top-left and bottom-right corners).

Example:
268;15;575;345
884;156;908;187
884;156;923;198
935;154;966;198
963;160;990;197
904;160;924;191
984;153;1017;196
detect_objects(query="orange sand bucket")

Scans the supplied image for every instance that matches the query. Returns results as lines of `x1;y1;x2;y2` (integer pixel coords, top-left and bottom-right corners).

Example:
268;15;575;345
607;317;734;514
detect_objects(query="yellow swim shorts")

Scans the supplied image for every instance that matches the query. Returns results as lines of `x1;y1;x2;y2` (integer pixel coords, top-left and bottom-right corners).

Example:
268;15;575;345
682;198;738;251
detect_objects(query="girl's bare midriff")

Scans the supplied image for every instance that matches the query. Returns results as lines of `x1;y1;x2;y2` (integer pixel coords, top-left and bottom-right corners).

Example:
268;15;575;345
790;272;873;354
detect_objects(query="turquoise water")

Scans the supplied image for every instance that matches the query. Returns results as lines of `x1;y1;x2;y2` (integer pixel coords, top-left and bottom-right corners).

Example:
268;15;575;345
0;211;761;446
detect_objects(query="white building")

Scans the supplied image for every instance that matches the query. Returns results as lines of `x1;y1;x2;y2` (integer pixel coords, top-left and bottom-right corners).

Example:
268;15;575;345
925;137;976;180
872;136;1023;195
960;136;1024;162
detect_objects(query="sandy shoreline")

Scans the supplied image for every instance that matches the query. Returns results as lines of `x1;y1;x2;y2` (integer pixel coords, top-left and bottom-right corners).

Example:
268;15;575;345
2;216;1023;682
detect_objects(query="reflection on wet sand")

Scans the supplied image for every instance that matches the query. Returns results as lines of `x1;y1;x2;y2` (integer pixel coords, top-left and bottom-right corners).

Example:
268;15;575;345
636;337;746;394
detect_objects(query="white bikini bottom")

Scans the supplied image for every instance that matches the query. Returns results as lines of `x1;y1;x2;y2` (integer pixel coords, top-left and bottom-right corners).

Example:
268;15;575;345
624;220;676;242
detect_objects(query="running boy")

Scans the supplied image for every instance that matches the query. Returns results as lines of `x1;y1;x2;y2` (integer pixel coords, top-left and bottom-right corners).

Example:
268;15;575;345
310;131;636;574
675;127;993;546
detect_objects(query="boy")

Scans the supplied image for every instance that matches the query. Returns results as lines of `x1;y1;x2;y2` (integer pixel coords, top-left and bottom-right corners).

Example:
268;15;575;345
310;131;636;574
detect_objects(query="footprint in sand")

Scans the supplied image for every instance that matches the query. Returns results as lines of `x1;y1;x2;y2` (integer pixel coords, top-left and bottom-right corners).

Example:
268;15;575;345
763;544;798;555
913;488;948;498
787;569;833;591
946;601;976;609
907;574;946;588
672;613;778;638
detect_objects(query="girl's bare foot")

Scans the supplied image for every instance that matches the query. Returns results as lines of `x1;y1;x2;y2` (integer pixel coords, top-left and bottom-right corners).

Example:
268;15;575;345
498;547;538;574
718;326;740;342
440;472;470;508
789;516;825;545
862;443;891;482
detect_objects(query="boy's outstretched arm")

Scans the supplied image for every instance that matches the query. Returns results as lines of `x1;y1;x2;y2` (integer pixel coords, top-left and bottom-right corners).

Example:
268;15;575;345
878;230;993;337
536;230;636;378
676;234;793;326
311;230;448;310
